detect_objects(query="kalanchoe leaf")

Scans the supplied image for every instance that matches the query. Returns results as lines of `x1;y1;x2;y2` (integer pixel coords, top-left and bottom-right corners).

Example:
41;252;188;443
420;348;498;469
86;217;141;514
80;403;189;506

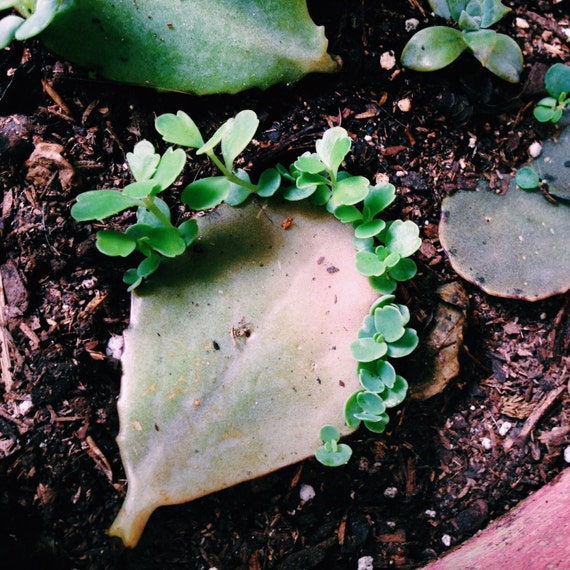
145;227;187;257
155;111;204;148
359;367;386;393
71;190;141;221
127;140;160;182
363;183;396;220
315;127;351;175
197;121;228;156
136;197;171;227
0;15;24;49
516;167;540;190
151;148;186;191
225;169;254;206
533;100;557;123
332;176;370;206
14;0;59;40
96;231;137;257
354;219;386;239
544;63;570;99
401;26;466;72
344;392;363;428
363;414;390;434
296;171;330;189
123;269;142;291
283;183;318;201
355;250;386;277
376;359;397;389
334;204;362;224
386;328;419;358
350;337;388;362
256;168;281;198
136;253;162;279
384;220;422;257
374;305;406;343
182;176;231;210
356;391;386;415
294;154;327;174
380;375;408;407
389;258;418;281
125;224;153;241
178;219;199;246
123;180;161;199
369;273;398;294
221;110;259;170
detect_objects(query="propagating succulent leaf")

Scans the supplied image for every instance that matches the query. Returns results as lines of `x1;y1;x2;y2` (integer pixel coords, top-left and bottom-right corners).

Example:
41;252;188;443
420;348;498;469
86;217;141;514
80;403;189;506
401;26;466;71
35;0;340;95
109;200;377;547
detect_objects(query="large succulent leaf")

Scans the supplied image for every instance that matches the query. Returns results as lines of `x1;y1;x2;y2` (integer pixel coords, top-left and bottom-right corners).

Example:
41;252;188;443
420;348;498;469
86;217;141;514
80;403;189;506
109;200;377;547
36;0;340;95
439;127;570;300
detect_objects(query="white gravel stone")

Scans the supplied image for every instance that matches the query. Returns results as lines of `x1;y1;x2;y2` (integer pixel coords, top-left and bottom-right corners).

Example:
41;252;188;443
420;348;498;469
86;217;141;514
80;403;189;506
299;483;316;502
529;141;543;158
380;51;397;70
405;18;419;32
384;486;398;499
499;421;513;437
481;437;492;450
357;555;374;570
442;534;452;547
564;446;570;464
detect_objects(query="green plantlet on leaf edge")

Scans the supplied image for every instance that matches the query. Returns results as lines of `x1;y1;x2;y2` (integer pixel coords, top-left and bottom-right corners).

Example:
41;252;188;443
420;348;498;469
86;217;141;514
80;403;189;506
533;63;570;124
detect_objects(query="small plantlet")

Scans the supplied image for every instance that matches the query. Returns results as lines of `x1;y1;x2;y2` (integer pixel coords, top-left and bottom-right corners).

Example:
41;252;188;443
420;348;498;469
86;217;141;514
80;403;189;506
72;110;421;467
401;0;523;83
515;166;540;191
534;63;570;124
315;425;352;467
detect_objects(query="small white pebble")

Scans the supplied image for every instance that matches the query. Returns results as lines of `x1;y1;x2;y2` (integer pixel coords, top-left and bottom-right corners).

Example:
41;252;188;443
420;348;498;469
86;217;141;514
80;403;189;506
299;483;316;502
386;521;396;528
405;18;419;32
529;141;543;158
516;17;530;29
380;51;397;70
564;446;570;464
442;534;452;547
481;437;492;450
468;136;477;149
425;509;436;518
106;334;124;360
18;399;33;416
384;486;398;499
397;98;412;112
499;421;513;437
357;555;374;570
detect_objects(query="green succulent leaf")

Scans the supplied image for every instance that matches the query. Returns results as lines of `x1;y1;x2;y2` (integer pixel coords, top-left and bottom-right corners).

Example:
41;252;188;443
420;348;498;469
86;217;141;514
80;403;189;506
356;391;386;416
363;414;390;434
384;220;422;257
478;0;511;29
363;183;396;220
374;305;406;343
182;176;231;210
315;127;351;175
225;170;254;206
294;154;327;174
221;110;259;170
136;253;162;279
515;167;540;190
355;250;386;277
544;63;570;99
427;0;452;19
380;375;409;408
256;168;281;198
333;176;370;206
334;205;362;224
344;392;363;428
145;227;187;257
197;122;228;156
96;230;137;257
359;367;386;393
283;183;318;201
127;140;160;182
155;111;204;148
350;337;388;362
388;258;418;281
354;219;386;239
136;197;171;227
14;0;59;40
369;273;398;295
123;269;142;291
376;359;397;389
71;191;141;221
0;15;24;49
122;180;161;199
386;328;419;358
464;30;522;83
178;219;199;246
151;148;187;191
401;26;466;72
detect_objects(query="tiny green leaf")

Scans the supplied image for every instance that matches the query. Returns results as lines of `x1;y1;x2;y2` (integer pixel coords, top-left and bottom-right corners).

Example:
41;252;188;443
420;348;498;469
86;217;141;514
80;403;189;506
374;305;406;343
136;253;162;279
333;176;370;206
96;231;137;257
221;110;259;170
515;167;540;190
384;220;422;257
355;250;386;277
315;127;351;175
386;328;419;358
256;168;281;198
182;176;231;210
127;140;160;182
294;154;327;174
155;111;204;148
145;227;187;257
544;63;570;99
71;191;141;221
151;147;187;191
178;219;199;246
350;337;388;362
